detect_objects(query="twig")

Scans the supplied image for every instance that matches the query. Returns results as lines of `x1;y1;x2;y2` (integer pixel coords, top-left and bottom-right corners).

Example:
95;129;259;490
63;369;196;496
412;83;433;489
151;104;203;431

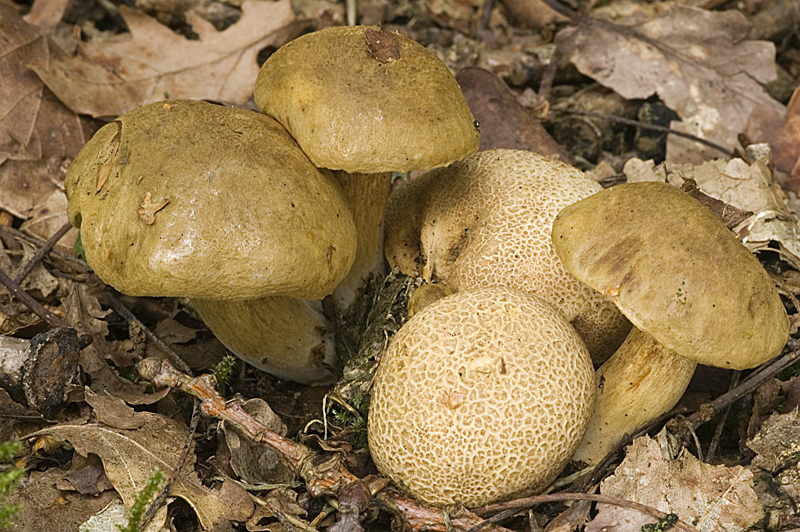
476;0;493;38
101;291;191;374
548;109;734;157
705;371;740;463
142;398;200;529
0;266;69;328
13;222;73;285
684;345;800;431
472;493;701;532
137;358;513;532
0;224;88;270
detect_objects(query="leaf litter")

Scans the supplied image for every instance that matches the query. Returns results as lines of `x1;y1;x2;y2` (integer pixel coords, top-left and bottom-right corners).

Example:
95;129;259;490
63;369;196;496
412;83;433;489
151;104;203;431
2;0;800;530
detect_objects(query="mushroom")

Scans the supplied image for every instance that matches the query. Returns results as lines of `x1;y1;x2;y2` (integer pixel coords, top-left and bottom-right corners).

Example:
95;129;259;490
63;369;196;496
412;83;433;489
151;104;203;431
384;149;630;363
551;181;789;464
65;100;356;384
254;26;480;310
368;285;595;507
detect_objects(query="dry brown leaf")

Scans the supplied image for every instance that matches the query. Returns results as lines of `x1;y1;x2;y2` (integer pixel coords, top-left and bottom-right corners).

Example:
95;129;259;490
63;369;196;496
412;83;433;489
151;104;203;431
31;0;307;118
586;437;763;532
8;467;119;532
30;408;255;530
555;5;783;163
0;1;87;164
772;84;800;186
135;192;170;224
456;66;567;160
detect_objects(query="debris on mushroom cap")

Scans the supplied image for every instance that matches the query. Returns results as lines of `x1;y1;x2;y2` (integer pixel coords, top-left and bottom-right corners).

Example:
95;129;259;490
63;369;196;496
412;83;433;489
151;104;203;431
254;25;480;174
192;297;337;385
368;286;595;508
65;100;356;301
552;181;788;370
384;149;631;363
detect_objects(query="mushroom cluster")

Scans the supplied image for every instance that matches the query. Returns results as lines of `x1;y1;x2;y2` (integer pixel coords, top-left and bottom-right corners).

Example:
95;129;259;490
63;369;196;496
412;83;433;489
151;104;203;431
65;26;478;384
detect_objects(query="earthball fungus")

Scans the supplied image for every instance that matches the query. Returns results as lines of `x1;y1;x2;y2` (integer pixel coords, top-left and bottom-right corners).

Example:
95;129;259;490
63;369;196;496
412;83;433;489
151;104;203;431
552;181;789;464
65;100;356;383
368;286;595;507
384;149;630;363
254;25;479;309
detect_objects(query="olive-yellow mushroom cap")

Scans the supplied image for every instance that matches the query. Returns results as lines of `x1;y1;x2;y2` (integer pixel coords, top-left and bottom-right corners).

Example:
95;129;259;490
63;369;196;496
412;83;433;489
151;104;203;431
552;181;788;370
254;26;479;174
65;100;356;301
384;149;630;362
368;286;595;507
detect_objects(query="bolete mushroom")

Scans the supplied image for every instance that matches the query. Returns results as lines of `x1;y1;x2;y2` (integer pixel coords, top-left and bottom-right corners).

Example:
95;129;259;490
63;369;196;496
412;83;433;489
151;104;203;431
551;181;789;464
65;100;356;384
384;149;630;363
368;285;595;508
254;26;479;309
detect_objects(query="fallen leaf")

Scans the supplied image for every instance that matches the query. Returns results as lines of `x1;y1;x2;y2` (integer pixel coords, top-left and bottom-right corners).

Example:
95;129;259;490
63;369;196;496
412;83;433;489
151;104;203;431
9;467;119;532
772;84;800;186
0;2;87;163
586;436;763;532
23;0;70;33
456;66;567;160
0;156;69;219
135;192;170;224
30;0;308;117
30;410;255;529
555;5;784;163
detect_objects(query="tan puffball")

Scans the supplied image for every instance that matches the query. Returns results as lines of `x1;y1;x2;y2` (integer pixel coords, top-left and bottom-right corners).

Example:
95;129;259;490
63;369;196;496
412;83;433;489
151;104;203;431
384;149;629;362
368;286;595;508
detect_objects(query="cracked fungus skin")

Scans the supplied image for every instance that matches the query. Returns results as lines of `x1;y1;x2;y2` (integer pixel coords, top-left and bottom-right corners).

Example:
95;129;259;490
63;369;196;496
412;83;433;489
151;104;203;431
384;149;629;362
368;286;595;508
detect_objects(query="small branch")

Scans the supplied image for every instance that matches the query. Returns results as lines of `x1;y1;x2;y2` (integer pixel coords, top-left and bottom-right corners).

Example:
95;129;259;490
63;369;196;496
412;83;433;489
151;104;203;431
100;291;191;374
14;222;73;285
0;266;69;328
137;358;513;532
549;109;734;157
472;493;701;532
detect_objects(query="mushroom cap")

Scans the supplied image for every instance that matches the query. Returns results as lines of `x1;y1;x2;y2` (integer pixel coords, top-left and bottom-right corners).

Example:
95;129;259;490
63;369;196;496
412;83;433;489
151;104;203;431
368;286;595;507
384;149;630;362
552;181;788;370
66;100;356;301
254;26;479;174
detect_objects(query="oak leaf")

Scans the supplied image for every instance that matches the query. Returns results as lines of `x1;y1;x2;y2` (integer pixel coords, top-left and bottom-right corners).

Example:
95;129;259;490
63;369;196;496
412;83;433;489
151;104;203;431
30;0;307;117
555;5;783;163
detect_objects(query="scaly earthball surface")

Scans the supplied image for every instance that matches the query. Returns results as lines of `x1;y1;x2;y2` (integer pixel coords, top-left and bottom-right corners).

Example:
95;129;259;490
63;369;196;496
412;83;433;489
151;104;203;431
368;286;595;507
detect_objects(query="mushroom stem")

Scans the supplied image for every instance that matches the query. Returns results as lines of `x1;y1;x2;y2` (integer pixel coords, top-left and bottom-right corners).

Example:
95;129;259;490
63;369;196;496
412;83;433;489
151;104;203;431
192;297;338;385
331;171;393;310
572;327;697;465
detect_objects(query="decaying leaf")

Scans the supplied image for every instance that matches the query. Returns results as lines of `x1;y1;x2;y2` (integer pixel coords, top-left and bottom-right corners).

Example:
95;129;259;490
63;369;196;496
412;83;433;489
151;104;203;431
0;2;87;163
555;5;784;163
624;156;800;269
456;66;566;160
135;192;170;224
30;0;307;117
586;437;763;532
29;404;255;529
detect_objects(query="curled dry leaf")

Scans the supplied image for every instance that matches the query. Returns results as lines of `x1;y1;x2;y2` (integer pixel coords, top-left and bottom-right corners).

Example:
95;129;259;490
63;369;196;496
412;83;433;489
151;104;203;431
555;5;783;163
30;0;307;117
586;437;763;532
